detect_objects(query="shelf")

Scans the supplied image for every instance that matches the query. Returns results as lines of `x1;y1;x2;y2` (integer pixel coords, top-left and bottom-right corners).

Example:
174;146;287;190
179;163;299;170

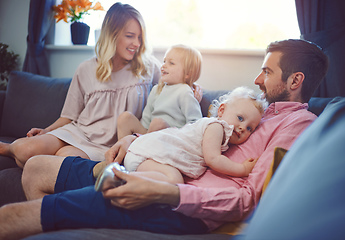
45;44;95;51
45;45;264;57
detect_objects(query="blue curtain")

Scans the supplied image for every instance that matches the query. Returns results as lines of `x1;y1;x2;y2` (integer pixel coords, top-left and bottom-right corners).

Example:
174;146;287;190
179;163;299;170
295;0;345;98
22;0;55;76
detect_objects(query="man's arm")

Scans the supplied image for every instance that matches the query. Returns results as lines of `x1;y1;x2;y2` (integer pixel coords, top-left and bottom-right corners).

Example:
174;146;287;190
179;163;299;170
103;170;180;209
103;134;181;209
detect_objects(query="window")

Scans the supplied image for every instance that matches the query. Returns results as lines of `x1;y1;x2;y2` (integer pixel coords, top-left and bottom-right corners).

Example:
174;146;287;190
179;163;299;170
54;0;300;49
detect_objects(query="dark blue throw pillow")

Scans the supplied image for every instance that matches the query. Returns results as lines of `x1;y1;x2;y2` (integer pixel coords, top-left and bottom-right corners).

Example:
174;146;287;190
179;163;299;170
0;71;71;138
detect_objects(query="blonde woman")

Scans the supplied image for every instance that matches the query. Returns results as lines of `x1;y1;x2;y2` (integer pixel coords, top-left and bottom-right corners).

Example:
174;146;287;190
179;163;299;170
116;44;203;140
0;2;160;168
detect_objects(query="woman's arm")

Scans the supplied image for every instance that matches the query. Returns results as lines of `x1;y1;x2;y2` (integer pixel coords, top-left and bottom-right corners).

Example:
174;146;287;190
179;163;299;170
192;83;203;103
26;117;72;137
203;123;256;177
104;134;136;164
44;117;72;132
140;86;157;129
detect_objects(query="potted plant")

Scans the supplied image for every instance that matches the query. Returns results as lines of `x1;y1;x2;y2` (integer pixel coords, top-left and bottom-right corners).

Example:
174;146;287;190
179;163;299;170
0;43;19;90
53;0;104;45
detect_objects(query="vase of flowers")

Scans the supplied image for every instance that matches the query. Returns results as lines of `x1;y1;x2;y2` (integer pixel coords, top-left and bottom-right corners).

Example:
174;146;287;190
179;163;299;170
53;0;104;45
70;22;90;45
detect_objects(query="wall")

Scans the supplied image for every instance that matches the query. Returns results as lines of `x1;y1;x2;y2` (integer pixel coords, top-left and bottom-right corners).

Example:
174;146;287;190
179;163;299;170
0;0;30;68
0;0;265;92
46;46;264;91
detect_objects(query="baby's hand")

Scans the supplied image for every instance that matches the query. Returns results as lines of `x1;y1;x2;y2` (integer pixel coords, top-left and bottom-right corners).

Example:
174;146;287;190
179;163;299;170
243;158;258;176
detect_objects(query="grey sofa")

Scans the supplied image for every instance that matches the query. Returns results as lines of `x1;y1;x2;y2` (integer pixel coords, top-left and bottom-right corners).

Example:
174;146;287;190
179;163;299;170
0;71;71;205
0;71;230;239
0;71;342;239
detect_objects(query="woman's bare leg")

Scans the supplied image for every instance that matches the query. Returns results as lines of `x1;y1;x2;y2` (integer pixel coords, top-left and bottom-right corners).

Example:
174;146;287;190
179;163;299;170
0;199;43;240
0;142;11;156
55;145;89;159
2;134;67;168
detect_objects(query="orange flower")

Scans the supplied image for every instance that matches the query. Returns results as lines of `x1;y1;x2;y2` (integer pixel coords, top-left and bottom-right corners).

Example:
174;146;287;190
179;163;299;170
53;0;104;23
91;2;103;11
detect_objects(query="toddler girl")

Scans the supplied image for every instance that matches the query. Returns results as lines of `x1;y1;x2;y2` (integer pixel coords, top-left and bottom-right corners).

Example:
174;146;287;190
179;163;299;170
116;44;203;139
121;86;267;184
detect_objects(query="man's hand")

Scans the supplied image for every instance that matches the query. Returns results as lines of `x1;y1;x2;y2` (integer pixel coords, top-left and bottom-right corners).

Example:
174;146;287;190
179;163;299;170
104;135;137;164
102;169;180;210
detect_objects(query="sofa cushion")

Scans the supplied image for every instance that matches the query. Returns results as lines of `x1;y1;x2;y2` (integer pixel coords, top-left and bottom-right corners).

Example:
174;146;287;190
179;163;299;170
308;97;335;116
0;90;6;128
261;147;287;194
200;89;229;117
0;167;26;207
23;228;231;240
0;71;71;138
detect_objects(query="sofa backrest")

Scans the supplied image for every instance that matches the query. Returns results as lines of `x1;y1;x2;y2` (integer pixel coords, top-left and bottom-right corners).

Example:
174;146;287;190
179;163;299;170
0;71;336;139
200;89;229;117
0;71;71;138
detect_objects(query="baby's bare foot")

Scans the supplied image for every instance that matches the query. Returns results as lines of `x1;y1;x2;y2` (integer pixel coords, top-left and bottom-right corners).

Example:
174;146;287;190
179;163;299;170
93;161;108;178
0;142;11;156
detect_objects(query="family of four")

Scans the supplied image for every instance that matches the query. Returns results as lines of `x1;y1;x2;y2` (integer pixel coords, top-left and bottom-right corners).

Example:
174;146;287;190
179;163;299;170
0;2;328;239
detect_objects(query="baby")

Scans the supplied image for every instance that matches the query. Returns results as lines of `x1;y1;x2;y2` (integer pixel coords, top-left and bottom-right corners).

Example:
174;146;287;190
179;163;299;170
119;86;267;184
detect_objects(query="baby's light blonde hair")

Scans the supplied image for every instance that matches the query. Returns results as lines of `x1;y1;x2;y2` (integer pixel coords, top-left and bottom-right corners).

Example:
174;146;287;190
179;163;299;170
95;2;152;83
157;44;202;93
209;86;267;117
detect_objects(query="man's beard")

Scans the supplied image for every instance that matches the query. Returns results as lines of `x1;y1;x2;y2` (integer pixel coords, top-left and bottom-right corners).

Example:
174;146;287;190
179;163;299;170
265;85;290;104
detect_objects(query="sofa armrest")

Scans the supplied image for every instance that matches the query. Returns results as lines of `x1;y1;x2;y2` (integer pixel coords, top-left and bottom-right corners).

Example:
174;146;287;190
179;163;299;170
0;90;6;129
308;97;335;116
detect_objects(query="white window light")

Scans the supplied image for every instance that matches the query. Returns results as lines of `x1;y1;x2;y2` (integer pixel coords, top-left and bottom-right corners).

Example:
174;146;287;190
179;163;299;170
53;0;300;49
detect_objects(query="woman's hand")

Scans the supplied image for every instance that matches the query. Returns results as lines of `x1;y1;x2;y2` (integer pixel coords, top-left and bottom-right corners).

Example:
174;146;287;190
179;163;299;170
26;128;48;137
104;135;137;164
192;83;203;103
102;169;180;210
26;117;72;137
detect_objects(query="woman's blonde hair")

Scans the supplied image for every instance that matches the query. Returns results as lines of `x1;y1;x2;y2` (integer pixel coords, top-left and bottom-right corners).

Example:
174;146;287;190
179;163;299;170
157;44;202;93
209;86;268;117
95;2;151;82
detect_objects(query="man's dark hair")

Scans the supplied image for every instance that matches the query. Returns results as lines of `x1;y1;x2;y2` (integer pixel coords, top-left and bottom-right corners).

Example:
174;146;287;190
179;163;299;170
266;39;329;102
